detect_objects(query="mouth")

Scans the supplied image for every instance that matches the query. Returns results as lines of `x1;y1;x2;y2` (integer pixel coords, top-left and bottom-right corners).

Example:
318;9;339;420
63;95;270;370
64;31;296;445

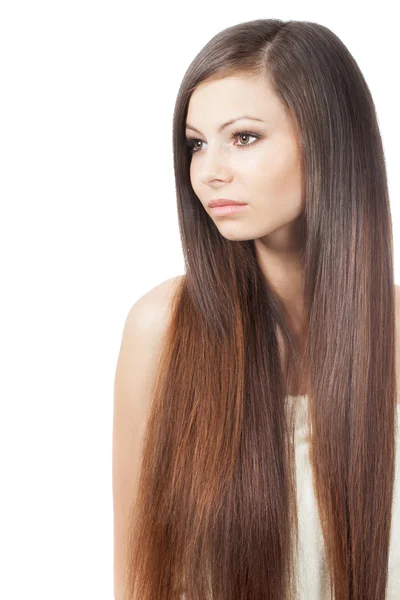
208;199;247;208
209;204;248;217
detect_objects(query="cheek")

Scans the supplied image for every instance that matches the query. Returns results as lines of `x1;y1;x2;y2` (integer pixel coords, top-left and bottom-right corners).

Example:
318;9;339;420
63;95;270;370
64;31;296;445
255;150;302;200
189;161;199;192
189;160;195;181
189;162;198;193
189;164;207;208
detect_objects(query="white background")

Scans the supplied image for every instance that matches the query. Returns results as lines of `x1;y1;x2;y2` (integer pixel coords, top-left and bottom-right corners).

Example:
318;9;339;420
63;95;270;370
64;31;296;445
0;2;398;598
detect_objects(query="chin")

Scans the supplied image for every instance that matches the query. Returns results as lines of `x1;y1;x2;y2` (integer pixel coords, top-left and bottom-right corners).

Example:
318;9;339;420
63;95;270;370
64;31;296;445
216;228;254;242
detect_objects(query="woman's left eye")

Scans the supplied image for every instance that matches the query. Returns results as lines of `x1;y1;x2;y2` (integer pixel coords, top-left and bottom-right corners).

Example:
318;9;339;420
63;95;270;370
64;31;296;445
184;130;260;154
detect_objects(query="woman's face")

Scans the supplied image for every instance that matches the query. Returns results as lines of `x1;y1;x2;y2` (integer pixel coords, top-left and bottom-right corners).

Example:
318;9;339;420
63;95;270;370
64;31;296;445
185;72;305;249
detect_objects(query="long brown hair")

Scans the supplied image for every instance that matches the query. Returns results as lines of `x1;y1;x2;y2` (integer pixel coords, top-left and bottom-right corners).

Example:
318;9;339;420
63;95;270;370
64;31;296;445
126;19;398;599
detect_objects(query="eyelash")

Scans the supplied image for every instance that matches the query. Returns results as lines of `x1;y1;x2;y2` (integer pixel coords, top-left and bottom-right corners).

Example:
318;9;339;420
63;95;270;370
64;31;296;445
184;129;260;154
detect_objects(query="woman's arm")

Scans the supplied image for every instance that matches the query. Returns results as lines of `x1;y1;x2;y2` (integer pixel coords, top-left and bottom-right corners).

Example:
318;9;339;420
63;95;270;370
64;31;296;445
112;276;183;599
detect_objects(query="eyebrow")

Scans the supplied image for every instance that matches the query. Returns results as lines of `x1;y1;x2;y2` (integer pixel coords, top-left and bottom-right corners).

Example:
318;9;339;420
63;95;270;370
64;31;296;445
185;116;264;136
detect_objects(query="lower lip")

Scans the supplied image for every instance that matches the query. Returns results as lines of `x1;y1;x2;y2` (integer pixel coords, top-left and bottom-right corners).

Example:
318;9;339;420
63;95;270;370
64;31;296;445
209;204;248;216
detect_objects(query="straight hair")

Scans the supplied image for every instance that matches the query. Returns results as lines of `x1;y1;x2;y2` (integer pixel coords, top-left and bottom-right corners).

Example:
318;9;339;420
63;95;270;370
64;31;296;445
126;19;397;600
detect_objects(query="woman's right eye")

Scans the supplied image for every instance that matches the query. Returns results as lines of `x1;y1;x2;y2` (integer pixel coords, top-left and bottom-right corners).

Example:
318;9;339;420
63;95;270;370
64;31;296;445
184;137;202;153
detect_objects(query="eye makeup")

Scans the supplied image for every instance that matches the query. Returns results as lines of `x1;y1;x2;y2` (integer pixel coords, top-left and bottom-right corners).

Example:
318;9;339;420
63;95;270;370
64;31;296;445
184;128;261;154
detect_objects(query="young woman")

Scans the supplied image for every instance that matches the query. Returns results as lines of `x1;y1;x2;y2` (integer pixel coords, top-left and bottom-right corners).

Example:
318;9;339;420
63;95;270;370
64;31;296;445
113;18;400;600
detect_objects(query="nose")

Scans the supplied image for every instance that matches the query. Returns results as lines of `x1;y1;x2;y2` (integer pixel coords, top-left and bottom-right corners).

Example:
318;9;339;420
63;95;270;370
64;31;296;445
199;142;232;185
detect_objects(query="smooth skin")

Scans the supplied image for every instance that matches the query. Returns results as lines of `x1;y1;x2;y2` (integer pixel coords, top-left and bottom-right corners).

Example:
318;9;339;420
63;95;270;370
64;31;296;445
185;72;306;341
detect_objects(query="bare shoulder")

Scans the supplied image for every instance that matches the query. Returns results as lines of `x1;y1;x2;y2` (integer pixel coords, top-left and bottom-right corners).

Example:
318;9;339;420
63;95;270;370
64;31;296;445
395;284;400;405
129;274;184;334
113;273;185;433
112;274;184;599
118;274;185;385
114;274;184;397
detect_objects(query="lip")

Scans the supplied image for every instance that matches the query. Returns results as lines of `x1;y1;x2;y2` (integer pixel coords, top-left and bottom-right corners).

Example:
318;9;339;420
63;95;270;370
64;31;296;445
209;204;248;217
208;198;248;208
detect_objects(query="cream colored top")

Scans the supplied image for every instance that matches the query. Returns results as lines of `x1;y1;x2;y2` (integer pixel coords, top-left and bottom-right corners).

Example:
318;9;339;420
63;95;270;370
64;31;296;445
288;394;400;599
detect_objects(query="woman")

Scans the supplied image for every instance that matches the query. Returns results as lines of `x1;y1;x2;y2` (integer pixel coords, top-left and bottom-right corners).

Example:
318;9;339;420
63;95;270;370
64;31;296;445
113;18;400;599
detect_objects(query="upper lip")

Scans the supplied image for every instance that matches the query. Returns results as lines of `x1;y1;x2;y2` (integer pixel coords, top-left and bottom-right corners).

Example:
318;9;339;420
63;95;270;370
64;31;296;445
208;199;247;208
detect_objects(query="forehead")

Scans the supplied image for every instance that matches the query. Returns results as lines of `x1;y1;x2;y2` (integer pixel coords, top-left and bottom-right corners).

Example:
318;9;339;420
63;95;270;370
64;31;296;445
186;73;289;129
